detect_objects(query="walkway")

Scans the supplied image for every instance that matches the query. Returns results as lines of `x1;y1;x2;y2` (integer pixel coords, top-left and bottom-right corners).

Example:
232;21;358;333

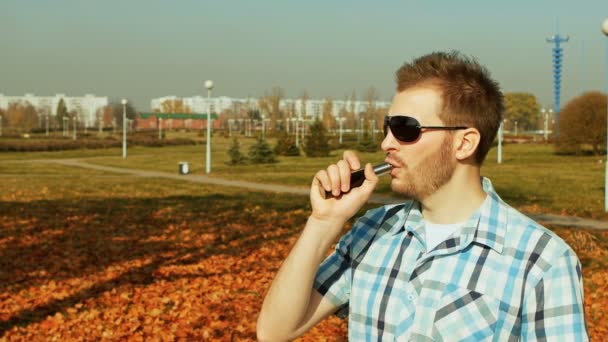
29;158;608;230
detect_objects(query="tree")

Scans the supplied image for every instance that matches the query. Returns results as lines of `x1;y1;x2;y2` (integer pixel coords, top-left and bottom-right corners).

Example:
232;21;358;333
6;102;39;132
364;86;378;122
304;119;331;157
97;105;115;128
274;131;300;156
226;137;248;165
110;101;138;127
322;97;336;131
248;109;261;121
258;87;284;131
300;90;308;120
160;98;191;113
248;135;277;164
356;131;379;152
504;93;541;132
556;91;607;155
55;98;69;127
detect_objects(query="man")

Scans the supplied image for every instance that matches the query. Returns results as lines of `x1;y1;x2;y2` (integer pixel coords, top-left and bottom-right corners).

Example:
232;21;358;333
257;51;588;341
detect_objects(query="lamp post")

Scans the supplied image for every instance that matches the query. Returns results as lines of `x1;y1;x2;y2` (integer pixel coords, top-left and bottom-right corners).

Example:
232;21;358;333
72;116;77;141
261;114;266;140
497;120;503;164
338;117;345;144
205;80;214;174
601;18;608;211
295;116;300;147
122;99;127;158
158;118;163;140
45;112;49;136
63;116;68;136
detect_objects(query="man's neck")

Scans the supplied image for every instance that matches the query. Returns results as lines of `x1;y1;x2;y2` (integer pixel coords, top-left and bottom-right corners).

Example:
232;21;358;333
420;166;486;224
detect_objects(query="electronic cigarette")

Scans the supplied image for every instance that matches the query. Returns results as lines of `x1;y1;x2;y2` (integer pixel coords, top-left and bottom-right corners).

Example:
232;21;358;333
322;162;392;199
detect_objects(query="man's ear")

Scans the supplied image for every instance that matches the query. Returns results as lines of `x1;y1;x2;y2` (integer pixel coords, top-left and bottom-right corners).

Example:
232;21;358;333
453;128;480;161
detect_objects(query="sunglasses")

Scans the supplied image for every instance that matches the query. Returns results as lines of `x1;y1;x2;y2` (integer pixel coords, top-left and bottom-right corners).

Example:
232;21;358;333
383;115;468;142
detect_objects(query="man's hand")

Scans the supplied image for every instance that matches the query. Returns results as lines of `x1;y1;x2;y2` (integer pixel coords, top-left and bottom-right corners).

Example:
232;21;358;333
310;150;379;227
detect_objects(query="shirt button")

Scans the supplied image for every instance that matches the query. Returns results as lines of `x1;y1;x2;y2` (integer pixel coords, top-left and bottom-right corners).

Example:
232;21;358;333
407;294;414;301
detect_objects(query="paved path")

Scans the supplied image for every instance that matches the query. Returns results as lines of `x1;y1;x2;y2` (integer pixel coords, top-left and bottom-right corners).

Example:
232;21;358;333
26;158;608;230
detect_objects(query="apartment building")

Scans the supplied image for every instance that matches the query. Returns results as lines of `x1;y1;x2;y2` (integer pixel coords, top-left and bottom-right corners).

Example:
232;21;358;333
0;93;108;126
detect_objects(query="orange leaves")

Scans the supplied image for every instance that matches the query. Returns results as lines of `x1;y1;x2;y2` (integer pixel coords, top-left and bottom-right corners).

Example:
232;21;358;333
1;190;607;341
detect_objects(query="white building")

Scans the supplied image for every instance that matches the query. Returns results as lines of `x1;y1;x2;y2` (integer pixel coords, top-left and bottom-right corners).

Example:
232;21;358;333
151;95;257;115
0;93;108;126
151;95;389;119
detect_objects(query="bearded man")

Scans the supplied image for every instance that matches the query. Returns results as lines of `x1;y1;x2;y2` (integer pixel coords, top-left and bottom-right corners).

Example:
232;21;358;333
257;51;588;341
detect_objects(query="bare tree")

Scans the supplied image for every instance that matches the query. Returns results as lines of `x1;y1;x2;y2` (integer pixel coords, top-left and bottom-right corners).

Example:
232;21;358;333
259;87;284;131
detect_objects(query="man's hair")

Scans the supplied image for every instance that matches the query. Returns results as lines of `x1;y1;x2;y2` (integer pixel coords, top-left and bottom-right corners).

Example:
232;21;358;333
395;51;504;164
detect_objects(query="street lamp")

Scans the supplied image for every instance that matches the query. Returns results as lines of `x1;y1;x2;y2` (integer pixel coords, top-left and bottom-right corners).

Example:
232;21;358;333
72;115;77;141
295;116;300;147
158;118;163;140
63;116;68;136
205;80;214;174
497;120;503;164
601;18;608;211
122;99;127;159
338;117;345;144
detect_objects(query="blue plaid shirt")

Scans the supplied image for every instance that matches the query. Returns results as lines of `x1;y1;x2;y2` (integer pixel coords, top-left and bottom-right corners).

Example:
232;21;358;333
314;178;588;341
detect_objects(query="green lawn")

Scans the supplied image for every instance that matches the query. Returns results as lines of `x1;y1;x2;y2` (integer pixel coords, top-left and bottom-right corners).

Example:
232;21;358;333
1;134;606;219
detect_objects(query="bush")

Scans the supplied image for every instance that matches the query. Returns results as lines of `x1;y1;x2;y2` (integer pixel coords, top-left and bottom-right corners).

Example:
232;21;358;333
274;131;300;156
226;137;247;165
248;136;277;164
0;136;197;152
303;120;330;157
555;92;607;155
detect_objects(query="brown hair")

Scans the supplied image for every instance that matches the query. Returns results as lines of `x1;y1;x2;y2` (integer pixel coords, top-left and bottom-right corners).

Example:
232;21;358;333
395;51;504;164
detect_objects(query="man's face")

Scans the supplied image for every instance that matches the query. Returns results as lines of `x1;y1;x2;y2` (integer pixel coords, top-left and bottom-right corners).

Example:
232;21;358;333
381;87;457;201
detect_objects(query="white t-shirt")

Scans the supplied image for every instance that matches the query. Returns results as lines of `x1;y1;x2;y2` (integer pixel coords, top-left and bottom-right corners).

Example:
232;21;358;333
424;220;464;252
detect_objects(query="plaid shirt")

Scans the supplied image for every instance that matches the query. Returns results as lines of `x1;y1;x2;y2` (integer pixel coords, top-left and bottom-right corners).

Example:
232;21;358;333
314;178;588;341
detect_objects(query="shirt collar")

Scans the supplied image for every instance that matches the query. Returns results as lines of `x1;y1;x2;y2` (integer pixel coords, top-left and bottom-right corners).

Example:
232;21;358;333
390;177;507;254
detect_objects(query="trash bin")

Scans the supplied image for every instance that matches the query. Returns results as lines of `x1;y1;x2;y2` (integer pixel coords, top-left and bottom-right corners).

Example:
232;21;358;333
178;162;189;175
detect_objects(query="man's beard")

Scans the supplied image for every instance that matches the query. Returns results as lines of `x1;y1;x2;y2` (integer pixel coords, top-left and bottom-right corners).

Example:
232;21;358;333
390;134;456;201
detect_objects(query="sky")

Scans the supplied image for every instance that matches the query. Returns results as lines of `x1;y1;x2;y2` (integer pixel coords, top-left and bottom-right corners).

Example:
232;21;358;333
1;0;607;111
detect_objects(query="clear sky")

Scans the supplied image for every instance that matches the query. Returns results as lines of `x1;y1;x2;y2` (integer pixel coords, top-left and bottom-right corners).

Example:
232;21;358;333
1;0;607;111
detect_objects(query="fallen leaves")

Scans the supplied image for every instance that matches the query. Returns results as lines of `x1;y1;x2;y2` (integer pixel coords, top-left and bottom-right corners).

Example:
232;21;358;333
0;192;604;341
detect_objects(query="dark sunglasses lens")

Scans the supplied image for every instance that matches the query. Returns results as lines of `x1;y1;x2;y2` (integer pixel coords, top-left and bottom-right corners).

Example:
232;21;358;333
385;116;420;142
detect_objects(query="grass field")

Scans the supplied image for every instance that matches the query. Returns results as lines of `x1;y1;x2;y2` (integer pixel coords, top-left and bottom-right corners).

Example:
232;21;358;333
1;134;607;340
1;133;605;219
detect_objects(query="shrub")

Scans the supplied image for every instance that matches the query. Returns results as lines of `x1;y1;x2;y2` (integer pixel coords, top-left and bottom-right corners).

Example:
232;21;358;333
555;92;607;155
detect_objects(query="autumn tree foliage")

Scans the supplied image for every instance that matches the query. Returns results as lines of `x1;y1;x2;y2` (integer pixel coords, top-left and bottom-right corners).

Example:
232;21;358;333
96;105;115;128
556;92;607;155
5;102;39;132
503;92;541;132
258;87;284;131
159;98;192;114
304;119;331;157
274;131;300;156
322;98;336;131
